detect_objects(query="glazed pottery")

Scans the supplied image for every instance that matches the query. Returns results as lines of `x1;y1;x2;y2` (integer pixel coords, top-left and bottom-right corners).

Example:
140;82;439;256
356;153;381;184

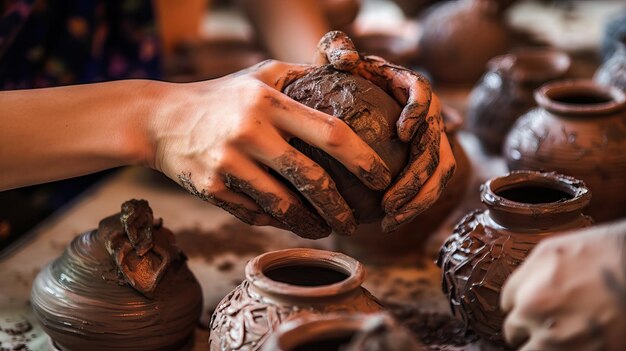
334;105;471;265
262;313;423;351
418;0;512;85
504;80;626;222
209;248;383;351
595;39;626;92
31;200;203;351
467;48;571;153
438;171;593;344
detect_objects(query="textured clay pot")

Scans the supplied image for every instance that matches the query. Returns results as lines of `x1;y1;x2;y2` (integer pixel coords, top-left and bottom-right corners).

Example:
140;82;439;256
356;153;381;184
262;313;423;351
437;171;593;344
467;48;571;153
418;0;512;86
504;80;626;222
334;105;471;265
209;248;383;351
595;39;626;92
31;200;203;351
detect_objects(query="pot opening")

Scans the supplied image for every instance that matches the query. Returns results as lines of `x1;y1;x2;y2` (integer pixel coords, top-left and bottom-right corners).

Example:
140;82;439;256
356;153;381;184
264;264;349;287
551;91;613;105
290;332;355;351
496;185;573;204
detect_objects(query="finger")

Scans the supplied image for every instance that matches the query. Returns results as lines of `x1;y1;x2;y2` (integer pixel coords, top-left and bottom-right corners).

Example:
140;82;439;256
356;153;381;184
383;100;443;213
244;128;357;236
503;311;532;349
245;59;316;91
267;90;392;191
381;132;455;232
220;153;331;239
314;30;360;70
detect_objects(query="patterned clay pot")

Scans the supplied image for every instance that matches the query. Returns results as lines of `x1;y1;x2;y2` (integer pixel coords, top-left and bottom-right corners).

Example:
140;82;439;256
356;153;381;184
504;79;626;222
209;248;383;351
334;105;471;265
467;48;571;153
437;171;593;344
262;313;423;351
595;39;626;92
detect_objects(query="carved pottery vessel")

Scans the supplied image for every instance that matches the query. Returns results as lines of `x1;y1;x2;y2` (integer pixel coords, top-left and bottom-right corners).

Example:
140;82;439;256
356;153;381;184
438;171;593;344
31;200;203;351
418;0;512;85
595;39;626;92
467;48;571;153
503;80;626;222
209;248;383;351
334;106;471;265
262;313;423;351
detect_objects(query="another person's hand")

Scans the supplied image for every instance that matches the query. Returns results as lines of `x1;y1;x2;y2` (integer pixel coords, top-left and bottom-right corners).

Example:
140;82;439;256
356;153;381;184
315;31;456;232
149;59;392;239
500;221;626;351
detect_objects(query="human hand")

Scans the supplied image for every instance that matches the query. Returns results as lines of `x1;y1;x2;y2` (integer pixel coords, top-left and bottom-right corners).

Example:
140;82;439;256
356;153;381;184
314;31;456;232
500;221;626;351
148;60;392;239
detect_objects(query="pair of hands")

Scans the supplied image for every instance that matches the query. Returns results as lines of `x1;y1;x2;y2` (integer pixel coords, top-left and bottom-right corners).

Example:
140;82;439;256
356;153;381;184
501;220;626;351
151;31;455;238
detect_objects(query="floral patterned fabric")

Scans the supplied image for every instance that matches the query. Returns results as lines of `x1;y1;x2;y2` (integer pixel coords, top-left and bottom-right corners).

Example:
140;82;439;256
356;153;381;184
0;0;161;90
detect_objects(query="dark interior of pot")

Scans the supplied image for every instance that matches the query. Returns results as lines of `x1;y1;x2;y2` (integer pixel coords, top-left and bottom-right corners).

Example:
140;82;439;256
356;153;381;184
496;184;573;204
264;264;349;287
290;332;355;351
550;90;613;105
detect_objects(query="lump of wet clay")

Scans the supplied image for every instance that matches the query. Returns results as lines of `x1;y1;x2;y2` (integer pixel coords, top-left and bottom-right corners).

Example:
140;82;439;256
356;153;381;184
284;65;409;223
30;199;203;351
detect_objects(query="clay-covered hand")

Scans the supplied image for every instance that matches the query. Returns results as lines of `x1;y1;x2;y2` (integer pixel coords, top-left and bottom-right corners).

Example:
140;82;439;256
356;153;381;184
500;220;626;351
149;59;392;239
314;31;456;232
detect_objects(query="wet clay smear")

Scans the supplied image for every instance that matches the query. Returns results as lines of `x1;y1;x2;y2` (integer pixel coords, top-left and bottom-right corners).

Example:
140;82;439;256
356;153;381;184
0;318;34;351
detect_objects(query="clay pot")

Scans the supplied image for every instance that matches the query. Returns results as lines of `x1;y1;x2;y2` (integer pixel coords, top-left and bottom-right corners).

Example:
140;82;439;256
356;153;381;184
334;105;471;265
467;48;571;153
209;248;383;351
418;0;512;86
503;80;626;222
437;171;593;344
262;313;423;351
31;200;203;351
595;39;626;92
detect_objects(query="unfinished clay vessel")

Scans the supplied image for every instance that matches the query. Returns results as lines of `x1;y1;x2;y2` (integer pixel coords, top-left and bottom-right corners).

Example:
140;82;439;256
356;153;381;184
262;313;423;351
31;200;203;351
438;171;593;344
504;80;626;222
595;39;626;92
284;65;409;223
209;248;383;351
467;48;571;153
418;0;512;85
334;106;471;265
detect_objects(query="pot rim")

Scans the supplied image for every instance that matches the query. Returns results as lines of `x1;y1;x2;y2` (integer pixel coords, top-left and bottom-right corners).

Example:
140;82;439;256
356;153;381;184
481;170;591;216
245;248;365;299
488;48;571;83
535;79;626;115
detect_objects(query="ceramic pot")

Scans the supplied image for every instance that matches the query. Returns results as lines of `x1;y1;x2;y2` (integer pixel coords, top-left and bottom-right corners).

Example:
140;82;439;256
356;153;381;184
334;106;471;265
467;48;571;153
418;0;512;86
262;313;423;351
503;80;626;222
595;39;626;92
437;171;593;344
209;248;383;351
31;200;203;351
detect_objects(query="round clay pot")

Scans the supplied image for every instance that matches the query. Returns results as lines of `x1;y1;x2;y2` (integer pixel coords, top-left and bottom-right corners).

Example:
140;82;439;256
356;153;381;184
503;79;626;222
467;48;571;153
595;39;626;92
418;0;512;86
262;313;423;351
334;105;471;265
31;200;203;351
209;248;383;351
437;171;593;344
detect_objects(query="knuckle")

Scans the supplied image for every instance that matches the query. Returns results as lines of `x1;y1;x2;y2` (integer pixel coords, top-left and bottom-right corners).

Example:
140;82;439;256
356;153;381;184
321;118;350;148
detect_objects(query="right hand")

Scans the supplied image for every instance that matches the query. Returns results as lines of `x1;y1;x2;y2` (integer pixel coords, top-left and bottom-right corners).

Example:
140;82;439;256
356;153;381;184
147;60;392;239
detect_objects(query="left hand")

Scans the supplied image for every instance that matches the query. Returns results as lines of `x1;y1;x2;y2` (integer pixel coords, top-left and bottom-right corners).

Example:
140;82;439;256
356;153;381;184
314;31;456;232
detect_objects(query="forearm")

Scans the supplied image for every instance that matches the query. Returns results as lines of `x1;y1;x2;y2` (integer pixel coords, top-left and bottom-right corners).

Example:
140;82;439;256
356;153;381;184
0;80;162;190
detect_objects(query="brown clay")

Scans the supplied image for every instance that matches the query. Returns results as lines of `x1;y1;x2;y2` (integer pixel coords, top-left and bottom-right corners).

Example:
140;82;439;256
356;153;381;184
208;248;383;351
595;39;626;92
467;48;571;153
504;79;626;222
437;171;593;344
